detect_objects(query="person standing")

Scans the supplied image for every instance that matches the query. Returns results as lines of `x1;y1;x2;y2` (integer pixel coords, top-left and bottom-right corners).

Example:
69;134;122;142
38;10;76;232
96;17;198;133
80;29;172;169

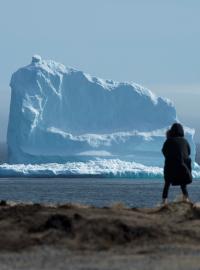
162;123;192;205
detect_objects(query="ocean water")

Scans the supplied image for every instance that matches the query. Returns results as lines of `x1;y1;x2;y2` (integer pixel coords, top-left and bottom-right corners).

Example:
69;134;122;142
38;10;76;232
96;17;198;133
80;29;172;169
0;178;199;208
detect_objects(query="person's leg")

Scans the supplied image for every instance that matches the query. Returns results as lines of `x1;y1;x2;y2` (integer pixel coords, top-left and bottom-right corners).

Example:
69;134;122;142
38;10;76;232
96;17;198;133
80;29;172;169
180;185;190;202
162;181;170;205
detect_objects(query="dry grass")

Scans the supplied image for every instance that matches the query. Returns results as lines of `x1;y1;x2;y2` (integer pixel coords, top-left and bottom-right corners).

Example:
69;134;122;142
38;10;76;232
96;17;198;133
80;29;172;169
110;201;127;210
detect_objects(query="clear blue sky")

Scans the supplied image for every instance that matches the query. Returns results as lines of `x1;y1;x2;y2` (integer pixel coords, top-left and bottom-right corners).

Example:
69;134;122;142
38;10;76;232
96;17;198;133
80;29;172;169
0;0;200;141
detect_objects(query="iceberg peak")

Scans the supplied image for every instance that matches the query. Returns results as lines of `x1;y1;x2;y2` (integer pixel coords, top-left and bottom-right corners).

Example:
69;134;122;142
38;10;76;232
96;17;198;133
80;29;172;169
31;54;42;64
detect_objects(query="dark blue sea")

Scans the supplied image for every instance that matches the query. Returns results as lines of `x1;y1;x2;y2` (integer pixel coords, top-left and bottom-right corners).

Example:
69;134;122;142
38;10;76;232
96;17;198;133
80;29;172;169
0;178;199;208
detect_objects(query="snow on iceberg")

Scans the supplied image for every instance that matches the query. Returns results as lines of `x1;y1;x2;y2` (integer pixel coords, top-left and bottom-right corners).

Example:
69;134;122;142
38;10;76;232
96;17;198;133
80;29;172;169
7;56;195;173
0;159;165;178
0;159;200;178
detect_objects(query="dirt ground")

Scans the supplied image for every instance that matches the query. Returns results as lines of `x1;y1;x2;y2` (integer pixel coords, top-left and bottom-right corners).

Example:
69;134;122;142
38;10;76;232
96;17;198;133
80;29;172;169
0;201;200;269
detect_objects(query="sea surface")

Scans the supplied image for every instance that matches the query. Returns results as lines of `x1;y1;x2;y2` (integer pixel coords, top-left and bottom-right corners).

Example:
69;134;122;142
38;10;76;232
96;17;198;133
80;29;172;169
0;178;199;208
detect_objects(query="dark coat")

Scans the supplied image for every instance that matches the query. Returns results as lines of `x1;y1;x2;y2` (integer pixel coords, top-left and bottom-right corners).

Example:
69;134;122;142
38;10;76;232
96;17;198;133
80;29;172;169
162;137;192;186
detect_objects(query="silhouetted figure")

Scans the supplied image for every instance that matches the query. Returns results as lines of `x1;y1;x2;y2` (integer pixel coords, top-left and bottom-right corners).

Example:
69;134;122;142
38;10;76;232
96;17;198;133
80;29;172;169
162;123;192;205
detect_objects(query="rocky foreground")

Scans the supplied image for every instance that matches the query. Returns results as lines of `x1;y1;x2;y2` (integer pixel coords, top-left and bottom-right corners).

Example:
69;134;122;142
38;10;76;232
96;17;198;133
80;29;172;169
1;201;200;269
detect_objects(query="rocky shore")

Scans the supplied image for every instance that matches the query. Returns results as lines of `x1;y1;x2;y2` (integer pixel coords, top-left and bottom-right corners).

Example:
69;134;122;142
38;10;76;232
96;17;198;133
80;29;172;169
0;201;200;269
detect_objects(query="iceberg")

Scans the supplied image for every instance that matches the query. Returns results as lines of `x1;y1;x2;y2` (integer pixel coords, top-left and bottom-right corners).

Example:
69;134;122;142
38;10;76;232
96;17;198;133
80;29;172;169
6;55;196;176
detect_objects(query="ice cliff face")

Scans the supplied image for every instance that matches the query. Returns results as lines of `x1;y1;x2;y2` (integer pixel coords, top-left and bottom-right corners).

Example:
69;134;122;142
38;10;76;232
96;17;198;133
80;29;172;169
7;55;195;165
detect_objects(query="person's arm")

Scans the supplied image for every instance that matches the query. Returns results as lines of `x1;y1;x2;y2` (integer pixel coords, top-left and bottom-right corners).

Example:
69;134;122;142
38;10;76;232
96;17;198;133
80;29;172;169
162;140;168;157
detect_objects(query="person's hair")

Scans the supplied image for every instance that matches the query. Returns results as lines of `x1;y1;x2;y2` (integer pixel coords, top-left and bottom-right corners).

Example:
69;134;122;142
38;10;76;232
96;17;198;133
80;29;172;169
170;123;184;137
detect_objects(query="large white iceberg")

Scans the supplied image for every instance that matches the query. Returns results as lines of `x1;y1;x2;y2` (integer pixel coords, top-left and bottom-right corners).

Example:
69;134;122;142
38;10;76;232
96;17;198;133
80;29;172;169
7;55;195;169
